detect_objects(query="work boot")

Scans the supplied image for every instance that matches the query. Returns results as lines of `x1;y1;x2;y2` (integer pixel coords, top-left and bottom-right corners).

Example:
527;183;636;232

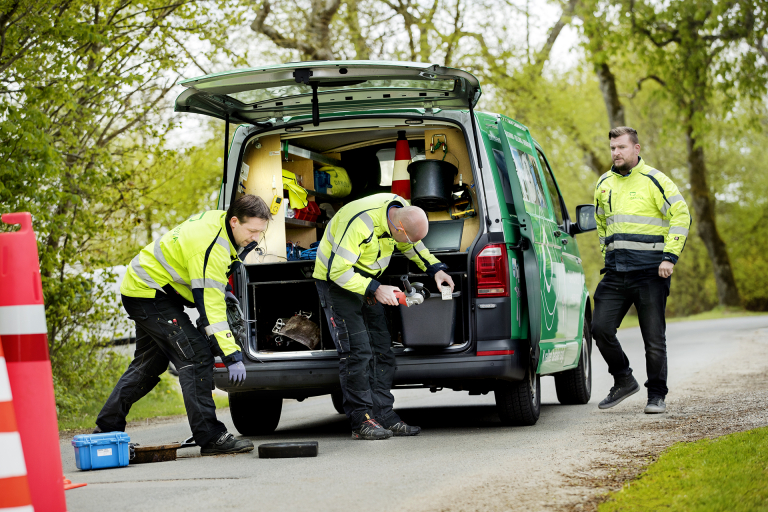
385;421;421;437
201;432;254;456
644;397;667;414
351;419;393;440
598;376;640;409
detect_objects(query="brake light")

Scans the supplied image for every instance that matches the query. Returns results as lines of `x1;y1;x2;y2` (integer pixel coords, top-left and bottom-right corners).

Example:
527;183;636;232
475;244;509;297
228;274;235;294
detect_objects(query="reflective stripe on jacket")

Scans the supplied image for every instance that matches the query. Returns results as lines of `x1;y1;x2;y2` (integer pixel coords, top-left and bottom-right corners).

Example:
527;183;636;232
312;193;446;295
594;157;691;272
120;210;246;364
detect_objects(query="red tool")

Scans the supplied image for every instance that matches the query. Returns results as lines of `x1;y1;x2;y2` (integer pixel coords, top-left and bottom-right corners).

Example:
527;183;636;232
394;275;427;307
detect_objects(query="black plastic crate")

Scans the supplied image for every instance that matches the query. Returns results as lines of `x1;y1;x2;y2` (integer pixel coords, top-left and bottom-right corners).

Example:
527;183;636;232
399;291;461;348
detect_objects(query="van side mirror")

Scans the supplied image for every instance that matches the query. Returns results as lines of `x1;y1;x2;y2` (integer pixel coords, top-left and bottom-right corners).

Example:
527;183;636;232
571;204;597;235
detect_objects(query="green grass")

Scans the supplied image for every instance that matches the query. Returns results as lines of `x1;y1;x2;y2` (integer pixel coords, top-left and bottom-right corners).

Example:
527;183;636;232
58;373;229;431
599;427;768;511
619;306;768;330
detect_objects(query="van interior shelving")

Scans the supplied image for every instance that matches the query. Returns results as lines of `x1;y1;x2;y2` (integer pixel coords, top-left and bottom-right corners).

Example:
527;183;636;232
232;119;481;357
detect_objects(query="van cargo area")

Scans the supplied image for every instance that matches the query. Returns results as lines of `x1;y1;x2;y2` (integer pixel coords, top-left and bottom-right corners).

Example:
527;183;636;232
232;120;481;358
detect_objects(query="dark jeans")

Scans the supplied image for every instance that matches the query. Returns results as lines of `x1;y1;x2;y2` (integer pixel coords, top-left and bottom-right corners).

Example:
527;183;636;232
96;293;227;446
592;268;671;399
315;280;401;429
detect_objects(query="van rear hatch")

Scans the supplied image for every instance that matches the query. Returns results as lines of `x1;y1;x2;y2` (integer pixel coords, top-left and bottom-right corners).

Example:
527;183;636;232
174;61;481;124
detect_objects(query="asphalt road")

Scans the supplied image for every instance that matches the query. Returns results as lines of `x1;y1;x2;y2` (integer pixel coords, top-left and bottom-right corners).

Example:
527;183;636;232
60;316;768;511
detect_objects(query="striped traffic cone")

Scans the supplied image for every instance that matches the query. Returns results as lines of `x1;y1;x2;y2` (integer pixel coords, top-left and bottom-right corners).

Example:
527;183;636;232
0;213;66;512
391;130;412;199
0;335;34;512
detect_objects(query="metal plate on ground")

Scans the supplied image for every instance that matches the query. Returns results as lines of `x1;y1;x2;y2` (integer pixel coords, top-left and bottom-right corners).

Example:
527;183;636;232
258;441;319;459
130;443;182;464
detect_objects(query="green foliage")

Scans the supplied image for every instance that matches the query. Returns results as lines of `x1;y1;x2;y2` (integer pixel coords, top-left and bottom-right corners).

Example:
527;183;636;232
600;426;768;511
0;0;243;416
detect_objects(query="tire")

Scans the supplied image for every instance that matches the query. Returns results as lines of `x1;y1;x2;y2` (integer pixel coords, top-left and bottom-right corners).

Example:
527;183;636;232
495;365;541;426
229;392;282;436
554;315;593;405
330;389;345;415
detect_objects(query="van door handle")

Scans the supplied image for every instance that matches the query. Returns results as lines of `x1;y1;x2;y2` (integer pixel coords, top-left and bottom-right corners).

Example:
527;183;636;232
553;230;562;237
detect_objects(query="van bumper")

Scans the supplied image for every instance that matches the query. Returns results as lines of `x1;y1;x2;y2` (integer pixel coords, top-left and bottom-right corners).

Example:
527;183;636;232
213;339;527;395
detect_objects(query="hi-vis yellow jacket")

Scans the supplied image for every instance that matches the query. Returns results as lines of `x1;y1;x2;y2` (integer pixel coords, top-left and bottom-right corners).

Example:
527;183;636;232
594;157;692;272
121;210;252;364
313;194;447;296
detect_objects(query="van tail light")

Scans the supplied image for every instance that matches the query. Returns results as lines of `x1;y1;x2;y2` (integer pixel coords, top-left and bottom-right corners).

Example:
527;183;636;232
475;244;509;298
228;274;235;294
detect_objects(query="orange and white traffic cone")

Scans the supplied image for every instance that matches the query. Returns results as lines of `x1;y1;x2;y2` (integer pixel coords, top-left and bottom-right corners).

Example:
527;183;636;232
0;335;34;512
391;130;412;200
0;213;66;512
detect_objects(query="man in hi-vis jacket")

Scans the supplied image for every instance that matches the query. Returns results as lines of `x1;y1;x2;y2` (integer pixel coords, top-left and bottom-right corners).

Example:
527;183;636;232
314;193;455;440
96;195;271;455
592;127;691;414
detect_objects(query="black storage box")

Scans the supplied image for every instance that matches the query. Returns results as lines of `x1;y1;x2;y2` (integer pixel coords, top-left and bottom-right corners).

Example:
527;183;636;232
408;160;458;211
399;291;461;348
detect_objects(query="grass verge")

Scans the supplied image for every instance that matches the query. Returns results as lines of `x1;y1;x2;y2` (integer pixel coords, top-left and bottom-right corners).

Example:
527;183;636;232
620;306;768;330
599;427;768;511
58;372;229;431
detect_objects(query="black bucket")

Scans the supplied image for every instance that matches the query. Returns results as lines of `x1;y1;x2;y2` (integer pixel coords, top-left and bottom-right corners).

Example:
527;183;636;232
408;160;458;211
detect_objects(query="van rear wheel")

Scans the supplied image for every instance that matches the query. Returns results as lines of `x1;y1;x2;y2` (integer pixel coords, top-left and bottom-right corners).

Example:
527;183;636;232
330;389;345;415
229;392;282;436
554;316;593;405
494;365;541;426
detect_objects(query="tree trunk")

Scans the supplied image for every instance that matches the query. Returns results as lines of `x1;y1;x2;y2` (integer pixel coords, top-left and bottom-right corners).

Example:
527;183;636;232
595;62;625;128
686;125;741;307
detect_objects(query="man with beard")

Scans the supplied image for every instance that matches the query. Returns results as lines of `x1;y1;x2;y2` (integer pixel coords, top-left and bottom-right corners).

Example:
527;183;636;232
592;127;691;414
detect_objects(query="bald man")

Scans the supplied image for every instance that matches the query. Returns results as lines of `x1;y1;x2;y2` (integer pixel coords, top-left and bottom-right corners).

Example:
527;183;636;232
314;193;454;440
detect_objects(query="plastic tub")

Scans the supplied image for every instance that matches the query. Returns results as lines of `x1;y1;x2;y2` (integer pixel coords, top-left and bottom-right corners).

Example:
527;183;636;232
399;291;461;348
72;432;131;470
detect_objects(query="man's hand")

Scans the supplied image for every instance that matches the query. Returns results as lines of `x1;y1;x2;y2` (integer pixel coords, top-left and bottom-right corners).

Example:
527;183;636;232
225;290;238;304
227;361;246;386
434;270;455;292
374;285;401;306
659;261;674;278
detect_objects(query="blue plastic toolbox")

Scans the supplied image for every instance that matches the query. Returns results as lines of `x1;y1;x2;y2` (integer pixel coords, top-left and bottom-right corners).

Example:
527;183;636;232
72;432;131;470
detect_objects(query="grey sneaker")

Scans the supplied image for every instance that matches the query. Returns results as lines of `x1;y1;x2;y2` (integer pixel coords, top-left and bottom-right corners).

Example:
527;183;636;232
644;397;666;414
201;432;254;456
352;419;393;440
385;421;421;436
598;376;640;409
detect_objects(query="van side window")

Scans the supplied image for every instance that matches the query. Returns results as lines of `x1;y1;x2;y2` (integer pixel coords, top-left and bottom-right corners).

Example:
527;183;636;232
510;148;547;209
538;152;565;226
492;149;514;205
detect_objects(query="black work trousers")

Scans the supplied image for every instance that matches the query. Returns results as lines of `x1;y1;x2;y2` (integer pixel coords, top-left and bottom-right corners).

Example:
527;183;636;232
96;293;227;446
591;268;671;399
316;280;401;429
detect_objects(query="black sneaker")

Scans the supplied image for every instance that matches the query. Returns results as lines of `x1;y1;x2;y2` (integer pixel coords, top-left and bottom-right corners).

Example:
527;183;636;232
598;376;640;409
644;397;666;414
385;421;421;436
352;419;393;440
201;432;254;456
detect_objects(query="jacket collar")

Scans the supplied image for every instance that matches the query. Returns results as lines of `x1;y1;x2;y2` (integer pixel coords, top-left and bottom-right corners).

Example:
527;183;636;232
221;213;239;257
611;156;643;177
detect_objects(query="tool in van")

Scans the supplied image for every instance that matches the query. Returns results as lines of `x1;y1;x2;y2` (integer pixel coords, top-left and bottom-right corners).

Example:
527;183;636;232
394;275;428;307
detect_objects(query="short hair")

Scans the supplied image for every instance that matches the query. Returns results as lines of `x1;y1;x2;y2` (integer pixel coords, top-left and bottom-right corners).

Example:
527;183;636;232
609;126;639;145
226;194;272;224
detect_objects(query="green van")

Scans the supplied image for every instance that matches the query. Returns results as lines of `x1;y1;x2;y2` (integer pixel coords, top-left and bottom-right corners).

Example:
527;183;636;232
175;61;598;434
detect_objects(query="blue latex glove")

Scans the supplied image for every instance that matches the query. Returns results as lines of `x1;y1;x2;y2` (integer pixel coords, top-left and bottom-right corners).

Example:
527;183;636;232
227;361;246;386
225;290;238;304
